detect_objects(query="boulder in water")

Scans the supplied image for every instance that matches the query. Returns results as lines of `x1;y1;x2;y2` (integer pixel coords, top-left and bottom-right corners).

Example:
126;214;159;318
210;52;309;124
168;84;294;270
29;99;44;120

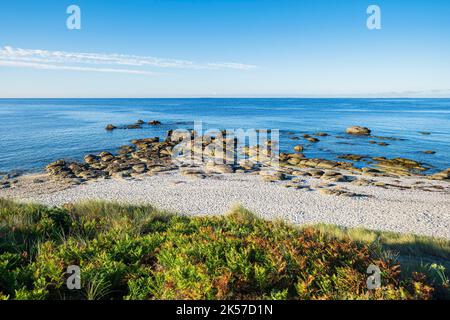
346;126;371;136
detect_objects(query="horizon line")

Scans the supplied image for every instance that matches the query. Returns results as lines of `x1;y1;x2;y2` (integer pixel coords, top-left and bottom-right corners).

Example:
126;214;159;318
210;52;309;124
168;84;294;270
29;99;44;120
1;96;450;99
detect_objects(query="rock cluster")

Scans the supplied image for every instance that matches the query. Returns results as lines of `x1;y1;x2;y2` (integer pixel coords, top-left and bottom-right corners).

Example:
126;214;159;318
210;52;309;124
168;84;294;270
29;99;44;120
373;157;428;176
42;123;449;191
46;133;177;184
105;120;163;131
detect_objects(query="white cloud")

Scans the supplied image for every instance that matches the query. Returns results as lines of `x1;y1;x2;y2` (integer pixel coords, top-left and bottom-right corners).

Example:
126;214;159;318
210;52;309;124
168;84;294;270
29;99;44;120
0;60;159;75
0;46;257;75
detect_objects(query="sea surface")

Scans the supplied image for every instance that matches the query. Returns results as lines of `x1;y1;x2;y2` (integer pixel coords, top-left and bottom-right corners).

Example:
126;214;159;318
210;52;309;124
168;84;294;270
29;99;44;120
0;98;449;174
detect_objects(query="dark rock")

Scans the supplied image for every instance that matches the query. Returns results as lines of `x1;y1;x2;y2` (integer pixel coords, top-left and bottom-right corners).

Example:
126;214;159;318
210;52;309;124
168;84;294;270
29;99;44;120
149;120;162;125
126;124;142;129
105;124;117;131
306;137;320;143
338;154;366;161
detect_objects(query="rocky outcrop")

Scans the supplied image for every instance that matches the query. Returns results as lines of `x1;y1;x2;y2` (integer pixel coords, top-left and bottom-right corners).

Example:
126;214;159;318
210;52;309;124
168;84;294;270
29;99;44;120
338;154;366;161
373;157;428;176
105;120;163;131
42;122;447;190
346;126;371;136
428;168;450;181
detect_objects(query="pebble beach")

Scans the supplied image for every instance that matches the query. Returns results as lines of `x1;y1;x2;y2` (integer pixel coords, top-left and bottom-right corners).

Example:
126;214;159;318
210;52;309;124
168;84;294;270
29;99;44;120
2;165;449;239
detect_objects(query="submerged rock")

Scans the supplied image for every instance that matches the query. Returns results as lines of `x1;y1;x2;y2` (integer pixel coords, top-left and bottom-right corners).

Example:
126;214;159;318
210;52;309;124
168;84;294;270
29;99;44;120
306;137;320;143
126;124;142;129
105;124;117;131
338;154;366;161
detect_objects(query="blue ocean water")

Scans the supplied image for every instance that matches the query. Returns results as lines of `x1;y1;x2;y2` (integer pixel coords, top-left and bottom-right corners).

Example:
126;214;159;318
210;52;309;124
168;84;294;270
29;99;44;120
0;98;449;174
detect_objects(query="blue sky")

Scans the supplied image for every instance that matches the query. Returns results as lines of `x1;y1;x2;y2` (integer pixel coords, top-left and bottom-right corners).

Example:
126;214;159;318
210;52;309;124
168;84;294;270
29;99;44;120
0;0;449;98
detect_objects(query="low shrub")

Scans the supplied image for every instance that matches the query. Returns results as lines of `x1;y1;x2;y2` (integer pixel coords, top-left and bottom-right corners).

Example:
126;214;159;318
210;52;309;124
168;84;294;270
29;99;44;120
0;199;448;300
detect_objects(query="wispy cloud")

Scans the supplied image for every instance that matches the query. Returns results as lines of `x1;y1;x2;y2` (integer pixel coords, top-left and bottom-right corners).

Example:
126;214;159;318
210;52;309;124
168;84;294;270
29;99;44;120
0;60;159;75
0;46;257;75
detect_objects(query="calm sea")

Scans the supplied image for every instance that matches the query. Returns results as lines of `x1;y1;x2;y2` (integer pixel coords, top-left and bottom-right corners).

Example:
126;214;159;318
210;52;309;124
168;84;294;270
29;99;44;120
0;98;449;174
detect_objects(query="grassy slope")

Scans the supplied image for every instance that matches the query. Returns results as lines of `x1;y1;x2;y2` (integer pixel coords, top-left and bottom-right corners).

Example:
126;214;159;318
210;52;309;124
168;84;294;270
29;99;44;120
0;198;449;300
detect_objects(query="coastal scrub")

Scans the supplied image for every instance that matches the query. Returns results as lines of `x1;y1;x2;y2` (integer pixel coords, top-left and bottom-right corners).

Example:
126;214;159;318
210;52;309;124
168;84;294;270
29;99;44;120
0;199;448;300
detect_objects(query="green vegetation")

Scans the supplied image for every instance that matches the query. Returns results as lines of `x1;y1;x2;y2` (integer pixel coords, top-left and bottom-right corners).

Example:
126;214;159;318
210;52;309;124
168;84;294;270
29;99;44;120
0;199;448;300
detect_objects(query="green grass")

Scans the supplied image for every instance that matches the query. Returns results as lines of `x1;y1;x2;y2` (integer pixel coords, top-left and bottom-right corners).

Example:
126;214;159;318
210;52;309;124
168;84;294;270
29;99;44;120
0;198;448;300
305;223;450;268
